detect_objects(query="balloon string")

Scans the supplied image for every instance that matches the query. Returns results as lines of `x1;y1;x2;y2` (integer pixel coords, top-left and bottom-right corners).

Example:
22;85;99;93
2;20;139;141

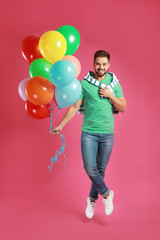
48;102;67;172
50;106;59;131
63;153;67;167
48;133;66;172
49;99;58;131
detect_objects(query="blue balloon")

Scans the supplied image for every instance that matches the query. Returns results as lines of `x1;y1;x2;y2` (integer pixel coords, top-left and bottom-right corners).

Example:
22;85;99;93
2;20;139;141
55;78;82;108
50;60;76;87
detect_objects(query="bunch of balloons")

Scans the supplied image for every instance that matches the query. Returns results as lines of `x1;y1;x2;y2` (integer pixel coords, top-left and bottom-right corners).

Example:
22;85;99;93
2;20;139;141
18;25;82;119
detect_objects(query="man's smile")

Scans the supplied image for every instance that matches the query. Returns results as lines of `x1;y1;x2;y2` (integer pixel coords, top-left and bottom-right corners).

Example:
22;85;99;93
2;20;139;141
98;69;104;73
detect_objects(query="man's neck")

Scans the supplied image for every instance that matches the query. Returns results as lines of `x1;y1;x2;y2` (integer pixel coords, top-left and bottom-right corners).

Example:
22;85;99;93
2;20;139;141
93;73;106;81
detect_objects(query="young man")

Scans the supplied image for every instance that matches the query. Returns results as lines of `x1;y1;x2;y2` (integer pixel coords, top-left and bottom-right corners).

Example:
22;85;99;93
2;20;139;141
50;50;127;219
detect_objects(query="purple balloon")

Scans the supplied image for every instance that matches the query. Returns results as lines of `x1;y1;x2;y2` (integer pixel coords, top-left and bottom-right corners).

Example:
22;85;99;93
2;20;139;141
18;78;30;101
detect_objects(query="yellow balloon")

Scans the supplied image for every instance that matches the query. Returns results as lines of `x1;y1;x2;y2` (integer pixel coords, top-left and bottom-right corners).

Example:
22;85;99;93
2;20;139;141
39;31;67;64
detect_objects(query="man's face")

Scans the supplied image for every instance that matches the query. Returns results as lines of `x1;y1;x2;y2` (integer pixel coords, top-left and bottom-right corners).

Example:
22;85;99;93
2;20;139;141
93;57;110;77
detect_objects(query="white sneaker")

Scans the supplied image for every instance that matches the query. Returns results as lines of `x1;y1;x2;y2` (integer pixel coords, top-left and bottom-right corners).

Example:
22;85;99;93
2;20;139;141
103;190;114;216
85;197;95;219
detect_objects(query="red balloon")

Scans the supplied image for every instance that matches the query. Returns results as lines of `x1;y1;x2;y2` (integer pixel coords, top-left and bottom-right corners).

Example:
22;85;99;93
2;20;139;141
25;100;51;119
21;35;43;64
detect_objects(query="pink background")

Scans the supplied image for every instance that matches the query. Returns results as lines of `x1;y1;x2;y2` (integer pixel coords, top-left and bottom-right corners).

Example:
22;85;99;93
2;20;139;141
0;0;160;239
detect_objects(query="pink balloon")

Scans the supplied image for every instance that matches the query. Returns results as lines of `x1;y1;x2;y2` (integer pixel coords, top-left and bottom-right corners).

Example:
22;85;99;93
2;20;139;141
62;55;81;78
18;78;30;101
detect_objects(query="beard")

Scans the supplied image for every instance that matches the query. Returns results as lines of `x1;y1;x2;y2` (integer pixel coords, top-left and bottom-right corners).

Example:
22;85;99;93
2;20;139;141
95;69;107;77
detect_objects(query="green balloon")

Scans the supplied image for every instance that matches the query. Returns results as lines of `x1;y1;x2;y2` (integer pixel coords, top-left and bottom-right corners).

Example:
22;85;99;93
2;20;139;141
57;25;80;55
29;58;52;82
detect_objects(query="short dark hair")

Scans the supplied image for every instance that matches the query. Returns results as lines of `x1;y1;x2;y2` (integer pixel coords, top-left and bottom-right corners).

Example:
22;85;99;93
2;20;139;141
94;50;110;62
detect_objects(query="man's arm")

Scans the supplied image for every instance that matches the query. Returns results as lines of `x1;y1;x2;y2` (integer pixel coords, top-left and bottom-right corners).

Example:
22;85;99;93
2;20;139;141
50;99;83;134
109;96;127;113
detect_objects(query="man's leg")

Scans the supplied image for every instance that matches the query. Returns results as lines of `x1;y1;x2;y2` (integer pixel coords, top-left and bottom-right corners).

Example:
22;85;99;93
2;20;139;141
81;131;110;200
81;131;99;201
89;133;114;199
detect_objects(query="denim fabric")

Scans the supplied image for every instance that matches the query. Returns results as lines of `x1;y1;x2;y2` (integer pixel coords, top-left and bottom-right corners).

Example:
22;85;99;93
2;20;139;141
81;131;114;201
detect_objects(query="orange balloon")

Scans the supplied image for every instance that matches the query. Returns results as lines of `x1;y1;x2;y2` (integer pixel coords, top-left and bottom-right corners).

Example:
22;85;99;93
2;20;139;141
25;77;54;105
62;55;81;78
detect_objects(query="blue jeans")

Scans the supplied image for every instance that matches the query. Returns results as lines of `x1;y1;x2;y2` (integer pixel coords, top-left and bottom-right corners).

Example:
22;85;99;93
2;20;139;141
81;131;114;201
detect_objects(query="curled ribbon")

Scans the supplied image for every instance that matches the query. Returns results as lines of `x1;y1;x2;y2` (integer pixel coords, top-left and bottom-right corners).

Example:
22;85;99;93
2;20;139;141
48;100;67;172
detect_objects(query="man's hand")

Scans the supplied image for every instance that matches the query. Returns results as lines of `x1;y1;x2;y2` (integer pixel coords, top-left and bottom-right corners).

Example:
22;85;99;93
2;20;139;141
99;85;127;112
49;126;63;135
99;84;112;98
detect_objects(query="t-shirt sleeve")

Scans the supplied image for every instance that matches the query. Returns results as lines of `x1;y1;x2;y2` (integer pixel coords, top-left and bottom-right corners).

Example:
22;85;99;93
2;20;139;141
115;83;124;98
79;80;84;100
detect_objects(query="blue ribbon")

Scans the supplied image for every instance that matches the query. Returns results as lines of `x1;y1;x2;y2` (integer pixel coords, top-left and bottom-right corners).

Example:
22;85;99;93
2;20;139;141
48;133;67;172
48;100;67;172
